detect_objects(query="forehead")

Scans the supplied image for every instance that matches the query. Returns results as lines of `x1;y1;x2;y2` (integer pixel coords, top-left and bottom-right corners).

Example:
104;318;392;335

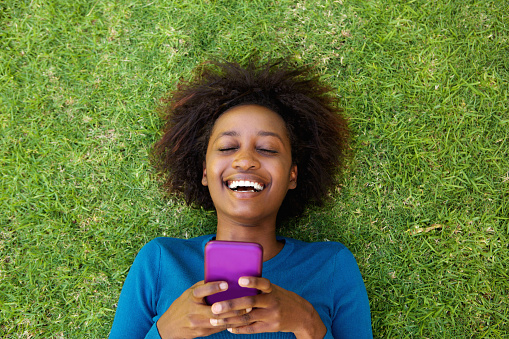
210;105;289;138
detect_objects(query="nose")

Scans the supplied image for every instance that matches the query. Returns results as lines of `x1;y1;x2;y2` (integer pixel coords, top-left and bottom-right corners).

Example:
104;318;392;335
232;149;260;170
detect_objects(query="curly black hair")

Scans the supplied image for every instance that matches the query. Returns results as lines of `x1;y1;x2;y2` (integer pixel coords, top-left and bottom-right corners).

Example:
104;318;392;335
152;59;350;226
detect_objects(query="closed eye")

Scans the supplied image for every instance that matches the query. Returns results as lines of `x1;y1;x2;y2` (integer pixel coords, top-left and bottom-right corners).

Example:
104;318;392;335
218;147;238;152
258;148;278;154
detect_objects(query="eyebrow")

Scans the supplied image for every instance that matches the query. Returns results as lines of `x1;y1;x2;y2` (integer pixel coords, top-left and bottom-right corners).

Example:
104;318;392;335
257;131;285;142
213;130;285;143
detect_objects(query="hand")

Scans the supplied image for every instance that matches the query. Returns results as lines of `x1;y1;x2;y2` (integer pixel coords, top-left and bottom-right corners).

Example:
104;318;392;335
156;280;252;339
209;277;327;339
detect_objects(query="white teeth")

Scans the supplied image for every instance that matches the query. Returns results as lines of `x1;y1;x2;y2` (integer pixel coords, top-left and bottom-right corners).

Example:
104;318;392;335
228;180;264;192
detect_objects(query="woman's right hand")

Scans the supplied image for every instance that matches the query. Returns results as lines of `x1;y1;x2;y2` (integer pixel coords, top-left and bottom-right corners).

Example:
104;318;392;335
156;280;252;339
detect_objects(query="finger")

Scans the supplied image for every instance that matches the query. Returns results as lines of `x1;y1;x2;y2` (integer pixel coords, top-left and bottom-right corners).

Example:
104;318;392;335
238;276;272;293
210;308;254;327
228;320;273;335
192;281;228;300
211;307;253;319
211;294;264;315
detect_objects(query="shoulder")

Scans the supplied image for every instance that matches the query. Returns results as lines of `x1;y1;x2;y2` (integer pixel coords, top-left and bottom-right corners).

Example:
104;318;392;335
135;234;213;260
284;237;350;257
283;237;360;272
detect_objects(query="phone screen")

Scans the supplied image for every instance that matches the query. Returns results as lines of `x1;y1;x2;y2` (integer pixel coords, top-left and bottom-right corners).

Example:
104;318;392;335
204;240;263;305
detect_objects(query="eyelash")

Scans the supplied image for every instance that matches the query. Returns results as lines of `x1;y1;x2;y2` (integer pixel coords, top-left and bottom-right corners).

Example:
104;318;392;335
258;148;277;154
218;147;277;154
219;147;237;152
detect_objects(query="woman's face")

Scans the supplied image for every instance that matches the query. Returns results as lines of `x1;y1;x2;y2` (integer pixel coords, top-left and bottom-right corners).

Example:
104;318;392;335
202;104;297;226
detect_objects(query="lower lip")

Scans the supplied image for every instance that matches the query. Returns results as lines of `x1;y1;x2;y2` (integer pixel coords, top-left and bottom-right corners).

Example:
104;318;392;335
230;191;263;199
225;186;265;198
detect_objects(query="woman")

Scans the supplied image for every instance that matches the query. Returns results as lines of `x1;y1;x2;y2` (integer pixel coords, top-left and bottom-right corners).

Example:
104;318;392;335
109;60;372;338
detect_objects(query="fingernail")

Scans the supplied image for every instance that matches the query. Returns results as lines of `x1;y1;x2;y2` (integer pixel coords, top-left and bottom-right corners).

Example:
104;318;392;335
227;328;233;333
246;307;252;313
238;277;249;286
219;282;228;290
210;318;218;326
212;303;222;314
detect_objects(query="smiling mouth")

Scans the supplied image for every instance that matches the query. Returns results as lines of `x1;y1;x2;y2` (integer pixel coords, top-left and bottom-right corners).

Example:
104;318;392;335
226;180;265;192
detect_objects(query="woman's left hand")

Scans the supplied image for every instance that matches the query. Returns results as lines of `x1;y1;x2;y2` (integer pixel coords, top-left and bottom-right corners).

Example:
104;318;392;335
209;277;327;339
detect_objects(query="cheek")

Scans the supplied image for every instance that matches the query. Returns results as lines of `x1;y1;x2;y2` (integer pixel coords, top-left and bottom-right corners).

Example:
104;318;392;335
271;162;293;184
204;159;225;184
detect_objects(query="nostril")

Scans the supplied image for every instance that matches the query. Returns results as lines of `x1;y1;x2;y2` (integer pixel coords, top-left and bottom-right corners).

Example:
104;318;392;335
232;156;259;170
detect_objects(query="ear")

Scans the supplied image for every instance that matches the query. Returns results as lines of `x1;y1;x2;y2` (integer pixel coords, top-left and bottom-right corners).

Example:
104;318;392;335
288;165;297;190
201;163;208;186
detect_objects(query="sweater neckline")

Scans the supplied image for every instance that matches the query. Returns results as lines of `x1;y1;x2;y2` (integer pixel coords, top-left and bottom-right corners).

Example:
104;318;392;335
201;234;294;273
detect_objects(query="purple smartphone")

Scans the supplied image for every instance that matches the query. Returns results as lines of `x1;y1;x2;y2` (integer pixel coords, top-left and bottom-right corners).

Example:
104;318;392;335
204;240;263;305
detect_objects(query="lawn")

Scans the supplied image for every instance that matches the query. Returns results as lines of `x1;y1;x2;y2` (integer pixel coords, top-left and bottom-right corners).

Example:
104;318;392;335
1;0;508;338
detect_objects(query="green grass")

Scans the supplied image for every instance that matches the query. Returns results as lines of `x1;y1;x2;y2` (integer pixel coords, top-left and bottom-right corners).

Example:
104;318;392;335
1;0;508;337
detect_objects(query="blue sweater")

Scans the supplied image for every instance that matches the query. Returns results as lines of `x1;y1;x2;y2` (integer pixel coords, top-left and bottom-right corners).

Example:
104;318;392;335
109;235;372;338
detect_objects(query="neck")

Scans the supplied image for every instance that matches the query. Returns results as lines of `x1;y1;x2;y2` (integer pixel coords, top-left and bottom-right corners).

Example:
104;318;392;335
215;217;283;262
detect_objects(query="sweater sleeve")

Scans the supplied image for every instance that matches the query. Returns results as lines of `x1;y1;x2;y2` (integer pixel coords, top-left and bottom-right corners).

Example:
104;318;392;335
330;248;373;339
109;240;162;339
